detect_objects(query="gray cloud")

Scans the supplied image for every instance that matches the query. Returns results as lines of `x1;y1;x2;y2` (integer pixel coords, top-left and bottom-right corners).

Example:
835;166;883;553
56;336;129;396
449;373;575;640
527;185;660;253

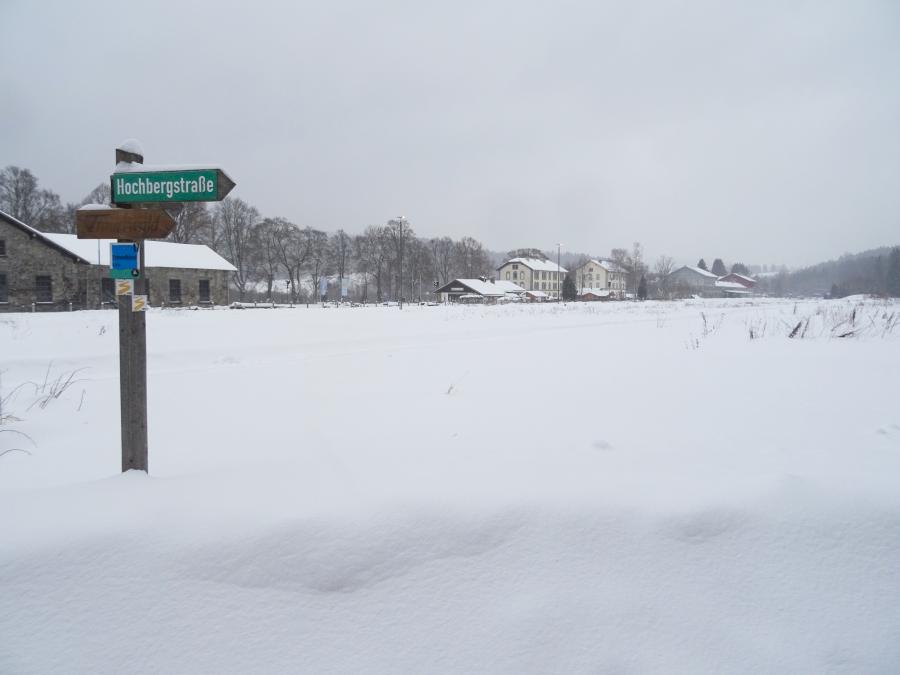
2;0;898;266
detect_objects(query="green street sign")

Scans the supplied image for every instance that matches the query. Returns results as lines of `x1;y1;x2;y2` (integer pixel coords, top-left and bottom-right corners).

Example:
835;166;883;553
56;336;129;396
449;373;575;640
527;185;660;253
111;168;235;204
110;268;140;279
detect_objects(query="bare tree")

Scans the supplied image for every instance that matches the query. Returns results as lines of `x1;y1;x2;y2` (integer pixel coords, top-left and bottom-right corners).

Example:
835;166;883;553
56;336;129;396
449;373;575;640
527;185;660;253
169;203;212;244
213;197;260;301
273;220;308;303
355;226;389;302
429;236;455;285
0;166;66;231
404;237;433;301
80;182;111;206
383;218;415;300
454;236;491;278
62;182;113;234
629;241;646;292
654;254;675;277
507;247;547;261
256;218;289;300
304;228;330;301
329;229;353;300
654;254;675;298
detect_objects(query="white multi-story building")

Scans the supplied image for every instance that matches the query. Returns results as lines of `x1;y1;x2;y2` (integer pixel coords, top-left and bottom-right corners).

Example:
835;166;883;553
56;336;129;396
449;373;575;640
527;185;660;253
572;259;628;299
496;258;567;298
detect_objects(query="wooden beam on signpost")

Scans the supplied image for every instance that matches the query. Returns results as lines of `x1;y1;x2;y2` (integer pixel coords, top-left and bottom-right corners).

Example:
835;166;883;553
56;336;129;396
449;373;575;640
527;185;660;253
114;146;149;474
76;207;176;240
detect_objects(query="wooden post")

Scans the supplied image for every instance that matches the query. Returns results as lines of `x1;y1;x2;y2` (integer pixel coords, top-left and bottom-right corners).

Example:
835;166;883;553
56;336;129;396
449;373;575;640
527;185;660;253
115;146;149;473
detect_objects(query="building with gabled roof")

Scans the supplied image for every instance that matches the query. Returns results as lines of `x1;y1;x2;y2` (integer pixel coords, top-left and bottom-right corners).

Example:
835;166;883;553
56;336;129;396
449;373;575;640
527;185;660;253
666;265;757;298
577;287;613;301
572;259;628;299
0;209;235;311
717;272;757;289
496;257;567;299
435;278;524;303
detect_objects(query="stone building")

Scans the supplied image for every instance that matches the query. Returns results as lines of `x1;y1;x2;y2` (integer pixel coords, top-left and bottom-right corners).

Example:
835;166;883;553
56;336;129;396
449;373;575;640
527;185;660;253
0;210;235;311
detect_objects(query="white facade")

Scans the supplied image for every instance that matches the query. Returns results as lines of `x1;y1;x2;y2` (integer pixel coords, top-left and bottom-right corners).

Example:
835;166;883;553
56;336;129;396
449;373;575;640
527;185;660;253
496;258;567;298
572;259;627;299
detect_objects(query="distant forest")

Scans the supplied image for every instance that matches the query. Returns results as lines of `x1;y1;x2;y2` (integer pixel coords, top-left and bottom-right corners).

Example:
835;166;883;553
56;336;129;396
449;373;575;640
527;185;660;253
758;246;900;298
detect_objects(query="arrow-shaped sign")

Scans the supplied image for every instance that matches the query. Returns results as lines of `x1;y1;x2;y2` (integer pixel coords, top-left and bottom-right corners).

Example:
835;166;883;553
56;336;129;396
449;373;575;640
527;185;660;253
111;167;235;205
76;206;176;240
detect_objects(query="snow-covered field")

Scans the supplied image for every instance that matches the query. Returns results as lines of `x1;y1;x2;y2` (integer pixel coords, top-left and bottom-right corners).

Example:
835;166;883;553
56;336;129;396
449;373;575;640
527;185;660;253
2;298;899;674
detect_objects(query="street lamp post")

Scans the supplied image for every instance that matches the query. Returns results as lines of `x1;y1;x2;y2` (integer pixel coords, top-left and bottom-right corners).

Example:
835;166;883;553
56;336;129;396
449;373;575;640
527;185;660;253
557;243;562;302
396;216;405;310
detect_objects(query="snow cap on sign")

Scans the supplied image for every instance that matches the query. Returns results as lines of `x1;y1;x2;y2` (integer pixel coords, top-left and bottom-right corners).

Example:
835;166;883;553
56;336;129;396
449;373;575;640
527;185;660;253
117;138;144;157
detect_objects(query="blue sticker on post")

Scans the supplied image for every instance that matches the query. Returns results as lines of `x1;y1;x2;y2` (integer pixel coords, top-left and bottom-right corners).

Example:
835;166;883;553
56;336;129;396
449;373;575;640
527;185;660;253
110;242;139;271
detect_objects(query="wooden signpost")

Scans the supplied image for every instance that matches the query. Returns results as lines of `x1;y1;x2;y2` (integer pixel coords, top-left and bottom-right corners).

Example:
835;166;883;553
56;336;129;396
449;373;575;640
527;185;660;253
76;143;234;474
76;207;176;240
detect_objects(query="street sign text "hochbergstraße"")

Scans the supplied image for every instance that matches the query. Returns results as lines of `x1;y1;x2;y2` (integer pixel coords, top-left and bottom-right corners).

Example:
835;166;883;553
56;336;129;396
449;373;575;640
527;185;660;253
111;168;235;204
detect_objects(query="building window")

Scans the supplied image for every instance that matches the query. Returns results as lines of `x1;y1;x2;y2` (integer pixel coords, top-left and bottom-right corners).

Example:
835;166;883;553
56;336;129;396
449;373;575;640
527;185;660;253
0;239;6;256
505;272;510;280
35;275;52;303
101;277;115;303
168;279;182;303
198;279;211;303
512;264;518;270
0;273;7;303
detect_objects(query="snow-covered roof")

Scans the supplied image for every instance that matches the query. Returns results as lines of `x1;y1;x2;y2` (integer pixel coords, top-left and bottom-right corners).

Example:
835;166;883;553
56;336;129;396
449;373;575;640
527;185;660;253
492;280;526;293
499;257;567;273
580;259;626;274
526;290;550;298
715;280;750;290
0;210;95;262
578;287;612;297
450;279;508;296
727;273;757;284
674;265;719;279
41;233;237;272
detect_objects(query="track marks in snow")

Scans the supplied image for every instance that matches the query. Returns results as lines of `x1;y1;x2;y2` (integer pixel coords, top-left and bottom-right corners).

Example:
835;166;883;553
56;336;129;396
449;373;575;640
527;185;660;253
182;511;523;595
661;508;752;545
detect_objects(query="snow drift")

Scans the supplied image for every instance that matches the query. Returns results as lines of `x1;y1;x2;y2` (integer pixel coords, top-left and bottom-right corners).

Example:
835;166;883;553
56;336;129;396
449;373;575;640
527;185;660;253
1;298;899;673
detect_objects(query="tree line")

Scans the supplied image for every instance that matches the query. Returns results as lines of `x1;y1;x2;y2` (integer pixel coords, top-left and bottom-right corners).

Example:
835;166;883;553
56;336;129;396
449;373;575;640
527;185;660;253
6;164;897;301
756;246;900;298
0;165;493;302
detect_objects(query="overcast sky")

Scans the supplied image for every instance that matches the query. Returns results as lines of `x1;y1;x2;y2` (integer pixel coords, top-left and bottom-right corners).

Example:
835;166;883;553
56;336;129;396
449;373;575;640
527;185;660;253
2;0;898;267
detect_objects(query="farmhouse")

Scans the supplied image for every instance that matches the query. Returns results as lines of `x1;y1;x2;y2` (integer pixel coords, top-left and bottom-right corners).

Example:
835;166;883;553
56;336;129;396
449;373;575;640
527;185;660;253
666;265;719;295
718;272;757;289
496;257;567;298
666;265;756;297
0;210;236;311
